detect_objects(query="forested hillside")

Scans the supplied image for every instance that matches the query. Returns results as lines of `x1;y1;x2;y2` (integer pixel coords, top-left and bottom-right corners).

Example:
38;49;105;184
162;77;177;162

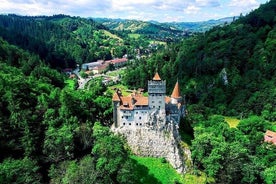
166;17;234;33
0;33;160;183
94;18;184;41
124;0;276;118
0;14;154;69
122;1;276;183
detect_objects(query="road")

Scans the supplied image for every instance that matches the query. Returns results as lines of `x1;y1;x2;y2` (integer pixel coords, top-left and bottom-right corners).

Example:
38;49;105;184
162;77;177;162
72;68;93;89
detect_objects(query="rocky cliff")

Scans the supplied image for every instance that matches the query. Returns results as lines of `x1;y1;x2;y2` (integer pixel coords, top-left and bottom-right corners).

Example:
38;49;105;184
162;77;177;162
112;120;191;173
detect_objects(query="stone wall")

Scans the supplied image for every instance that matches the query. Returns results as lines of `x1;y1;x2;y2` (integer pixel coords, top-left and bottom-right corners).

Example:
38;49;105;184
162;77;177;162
112;122;191;173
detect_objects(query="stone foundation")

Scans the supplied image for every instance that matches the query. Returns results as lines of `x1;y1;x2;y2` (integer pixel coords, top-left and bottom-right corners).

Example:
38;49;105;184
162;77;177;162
112;123;191;173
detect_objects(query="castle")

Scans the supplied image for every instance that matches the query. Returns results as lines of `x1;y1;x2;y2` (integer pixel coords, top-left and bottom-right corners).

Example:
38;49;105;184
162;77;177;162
112;73;190;173
112;72;185;129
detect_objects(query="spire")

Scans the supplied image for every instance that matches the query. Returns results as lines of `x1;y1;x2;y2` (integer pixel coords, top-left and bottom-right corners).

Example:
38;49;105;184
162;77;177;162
171;80;181;98
153;72;161;81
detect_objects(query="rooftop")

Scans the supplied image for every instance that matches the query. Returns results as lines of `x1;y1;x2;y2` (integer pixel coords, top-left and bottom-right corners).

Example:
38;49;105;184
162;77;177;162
264;130;276;145
153;72;161;81
171;80;181;98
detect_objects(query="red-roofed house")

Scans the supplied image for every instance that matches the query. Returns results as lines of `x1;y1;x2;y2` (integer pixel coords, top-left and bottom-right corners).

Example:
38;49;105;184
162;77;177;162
264;130;276;145
109;58;128;68
92;64;108;74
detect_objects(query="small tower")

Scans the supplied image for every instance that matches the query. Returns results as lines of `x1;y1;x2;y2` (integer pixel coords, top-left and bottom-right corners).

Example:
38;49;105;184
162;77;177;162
112;89;122;128
148;72;166;110
171;80;182;104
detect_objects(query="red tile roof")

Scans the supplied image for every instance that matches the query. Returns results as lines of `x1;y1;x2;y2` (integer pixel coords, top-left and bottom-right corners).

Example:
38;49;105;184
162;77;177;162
135;97;148;106
112;91;121;102
111;58;128;64
165;96;171;104
171;80;181;98
153;72;161;81
264;130;276;145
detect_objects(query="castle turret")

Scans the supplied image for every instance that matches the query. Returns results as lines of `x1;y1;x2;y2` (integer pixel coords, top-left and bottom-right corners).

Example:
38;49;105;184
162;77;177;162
112;89;122;128
171;80;182;104
148;72;166;110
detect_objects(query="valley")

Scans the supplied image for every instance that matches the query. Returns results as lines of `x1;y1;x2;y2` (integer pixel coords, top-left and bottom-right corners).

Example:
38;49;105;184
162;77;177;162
0;0;276;183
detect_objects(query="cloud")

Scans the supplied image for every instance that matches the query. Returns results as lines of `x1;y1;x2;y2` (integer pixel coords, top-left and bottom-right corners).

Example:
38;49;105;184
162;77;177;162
229;0;259;8
228;0;261;17
0;0;267;22
195;0;220;7
184;5;201;14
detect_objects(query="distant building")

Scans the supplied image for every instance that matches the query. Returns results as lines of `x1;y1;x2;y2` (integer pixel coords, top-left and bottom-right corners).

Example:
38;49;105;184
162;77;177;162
106;58;128;68
81;58;128;74
264;130;276;145
92;64;108;74
112;72;185;128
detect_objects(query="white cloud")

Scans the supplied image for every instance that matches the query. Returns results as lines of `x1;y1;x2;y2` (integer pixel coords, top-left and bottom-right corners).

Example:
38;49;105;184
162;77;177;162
195;0;220;7
184;5;201;14
228;0;262;17
0;0;268;22
229;0;259;8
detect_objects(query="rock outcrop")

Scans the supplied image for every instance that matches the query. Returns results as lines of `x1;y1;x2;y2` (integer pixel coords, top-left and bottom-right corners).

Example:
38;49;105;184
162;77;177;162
112;119;191;173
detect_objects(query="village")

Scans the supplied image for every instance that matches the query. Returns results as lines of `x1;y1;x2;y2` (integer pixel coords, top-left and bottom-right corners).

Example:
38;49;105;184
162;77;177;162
64;57;129;89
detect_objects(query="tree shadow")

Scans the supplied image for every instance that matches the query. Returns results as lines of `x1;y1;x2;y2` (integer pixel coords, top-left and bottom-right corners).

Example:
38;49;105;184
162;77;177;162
129;158;162;184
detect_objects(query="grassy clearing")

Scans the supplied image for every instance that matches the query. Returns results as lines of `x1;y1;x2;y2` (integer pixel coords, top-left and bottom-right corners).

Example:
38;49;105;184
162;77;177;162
128;33;141;39
106;68;126;77
131;156;209;184
184;173;214;184
102;30;123;41
107;84;132;96
224;116;240;128
131;156;185;184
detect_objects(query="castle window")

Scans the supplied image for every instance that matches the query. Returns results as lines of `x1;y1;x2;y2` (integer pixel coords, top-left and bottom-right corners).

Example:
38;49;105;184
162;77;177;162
152;101;154;103
136;123;138;126
129;123;131;125
136;112;138;114
121;116;123;119
123;123;125;125
159;101;162;104
126;116;128;119
140;123;142;126
139;117;141;120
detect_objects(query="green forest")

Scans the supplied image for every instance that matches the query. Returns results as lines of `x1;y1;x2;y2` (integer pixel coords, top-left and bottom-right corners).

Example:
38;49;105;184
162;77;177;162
0;0;276;184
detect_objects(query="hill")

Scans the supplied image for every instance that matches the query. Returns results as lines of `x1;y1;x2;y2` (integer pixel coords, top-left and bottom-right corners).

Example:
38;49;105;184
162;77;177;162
123;0;276;119
0;14;155;69
94;17;234;41
94;18;186;41
0;25;151;184
166;17;234;32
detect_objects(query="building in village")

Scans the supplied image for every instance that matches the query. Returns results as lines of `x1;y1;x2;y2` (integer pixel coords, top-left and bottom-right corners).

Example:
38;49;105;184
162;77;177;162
81;58;128;74
112;72;184;130
264;130;276;145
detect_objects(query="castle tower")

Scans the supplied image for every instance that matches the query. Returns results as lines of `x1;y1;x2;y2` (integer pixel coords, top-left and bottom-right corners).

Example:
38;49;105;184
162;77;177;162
171;80;182;104
148;72;166;110
112;89;122;128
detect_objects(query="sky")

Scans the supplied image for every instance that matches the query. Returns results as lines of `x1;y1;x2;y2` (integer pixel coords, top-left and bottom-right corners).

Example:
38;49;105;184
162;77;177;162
0;0;269;22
